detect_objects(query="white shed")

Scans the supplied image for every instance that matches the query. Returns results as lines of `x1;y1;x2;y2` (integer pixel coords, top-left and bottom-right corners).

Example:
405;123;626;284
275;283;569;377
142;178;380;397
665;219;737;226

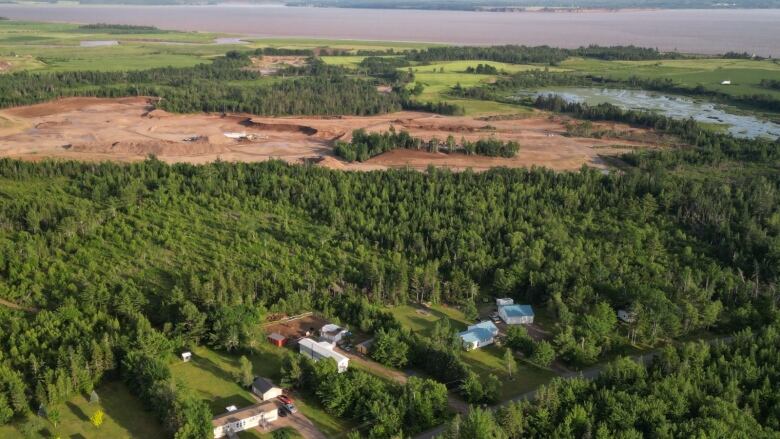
181;351;192;362
496;298;514;307
320;324;349;344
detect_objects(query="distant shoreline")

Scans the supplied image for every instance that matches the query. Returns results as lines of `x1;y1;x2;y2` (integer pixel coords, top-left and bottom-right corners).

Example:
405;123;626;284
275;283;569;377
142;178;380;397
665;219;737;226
1;4;778;56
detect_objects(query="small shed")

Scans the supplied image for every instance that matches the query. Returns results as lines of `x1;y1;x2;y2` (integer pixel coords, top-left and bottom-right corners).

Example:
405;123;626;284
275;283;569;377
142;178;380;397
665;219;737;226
267;333;287;347
721;80;732;85
320;324;349;344
181;351;192;362
356;338;374;355
252;377;283;401
496;298;514;307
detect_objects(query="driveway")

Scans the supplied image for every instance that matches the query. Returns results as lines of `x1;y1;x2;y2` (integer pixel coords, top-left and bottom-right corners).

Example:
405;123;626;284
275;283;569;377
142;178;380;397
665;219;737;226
268;411;328;439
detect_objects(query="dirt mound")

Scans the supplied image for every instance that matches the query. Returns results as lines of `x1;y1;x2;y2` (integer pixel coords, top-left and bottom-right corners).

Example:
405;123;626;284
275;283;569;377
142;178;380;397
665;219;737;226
6;97;150;118
245;119;318;135
316;156;348;170
145;108;174;118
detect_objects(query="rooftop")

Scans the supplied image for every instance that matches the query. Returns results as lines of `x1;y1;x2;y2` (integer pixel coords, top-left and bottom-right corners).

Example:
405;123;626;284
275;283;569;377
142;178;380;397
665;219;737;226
252;377;280;394
459;327;495;345
268;332;286;341
500;304;534;317
211;400;279;427
299;337;349;364
468;320;499;333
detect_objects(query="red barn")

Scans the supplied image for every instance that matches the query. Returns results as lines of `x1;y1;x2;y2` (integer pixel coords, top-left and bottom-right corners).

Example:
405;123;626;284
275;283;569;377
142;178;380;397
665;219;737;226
267;332;287;347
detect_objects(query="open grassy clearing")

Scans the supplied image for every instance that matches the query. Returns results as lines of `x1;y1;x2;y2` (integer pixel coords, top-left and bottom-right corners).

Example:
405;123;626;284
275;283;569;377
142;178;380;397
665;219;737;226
0;381;164;439
389;304;471;336
411;70;529;115
461;345;557;399
563;57;780;99
169;345;354;438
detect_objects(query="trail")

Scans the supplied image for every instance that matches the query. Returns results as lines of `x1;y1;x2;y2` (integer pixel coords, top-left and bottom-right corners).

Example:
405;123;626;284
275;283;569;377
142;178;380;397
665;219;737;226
0;298;38;313
413;336;734;439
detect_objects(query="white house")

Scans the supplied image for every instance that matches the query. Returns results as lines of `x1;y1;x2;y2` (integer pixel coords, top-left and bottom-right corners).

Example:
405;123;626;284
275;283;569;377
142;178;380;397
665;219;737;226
320;324;349;344
458;321;500;351
212;400;279;438
499;304;535;325
618;309;637;324
252;377;283;401
299;337;349;373
496;298;514;307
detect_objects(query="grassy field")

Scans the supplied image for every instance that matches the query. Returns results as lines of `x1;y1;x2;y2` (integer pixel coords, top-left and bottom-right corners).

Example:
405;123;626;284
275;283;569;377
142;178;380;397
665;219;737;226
406;61;557;115
461;345;557;399
563;57;780;99
0;381;164;439
389;304;471;336
169;345;354;438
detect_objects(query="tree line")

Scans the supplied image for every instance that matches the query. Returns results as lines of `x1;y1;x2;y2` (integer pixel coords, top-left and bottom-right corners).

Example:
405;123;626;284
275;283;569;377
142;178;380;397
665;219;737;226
405;45;684;66
334;128;519;162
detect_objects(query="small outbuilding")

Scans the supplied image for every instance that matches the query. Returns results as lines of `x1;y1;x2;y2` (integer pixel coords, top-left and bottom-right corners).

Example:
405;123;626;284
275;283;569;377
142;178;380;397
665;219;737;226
252;377;283;401
499;304;535;325
356;338;374;355
181;351;192;362
320;324;349;344
267;332;287;347
721;80;732;85
496;298;514;307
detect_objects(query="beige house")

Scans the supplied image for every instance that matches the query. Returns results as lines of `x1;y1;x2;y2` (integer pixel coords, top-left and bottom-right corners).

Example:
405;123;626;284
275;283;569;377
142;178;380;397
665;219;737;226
212;400;279;438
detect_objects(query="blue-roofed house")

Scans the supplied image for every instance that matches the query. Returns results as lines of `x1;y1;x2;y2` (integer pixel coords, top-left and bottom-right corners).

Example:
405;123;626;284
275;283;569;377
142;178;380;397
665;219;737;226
458;321;499;351
499;304;534;325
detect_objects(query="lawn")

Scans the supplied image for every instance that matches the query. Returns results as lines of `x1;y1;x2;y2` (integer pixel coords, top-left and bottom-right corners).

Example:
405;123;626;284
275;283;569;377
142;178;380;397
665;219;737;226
389;303;471;336
461;345;557;400
0;381;164;439
169;345;353;438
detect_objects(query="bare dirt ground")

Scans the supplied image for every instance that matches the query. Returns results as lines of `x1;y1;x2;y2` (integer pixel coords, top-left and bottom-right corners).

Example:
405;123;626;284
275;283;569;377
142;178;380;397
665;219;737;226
248;56;308;75
263;314;329;342
0;97;659;171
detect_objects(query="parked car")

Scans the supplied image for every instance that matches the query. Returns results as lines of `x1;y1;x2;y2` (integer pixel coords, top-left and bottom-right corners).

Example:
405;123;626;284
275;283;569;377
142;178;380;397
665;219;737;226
284;403;298;414
278;395;293;405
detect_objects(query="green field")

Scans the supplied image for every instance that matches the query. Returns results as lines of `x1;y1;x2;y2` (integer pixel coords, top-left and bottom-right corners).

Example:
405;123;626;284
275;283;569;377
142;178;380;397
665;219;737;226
0;381;164;439
170;345;354;438
562;57;780;99
462;345;556;399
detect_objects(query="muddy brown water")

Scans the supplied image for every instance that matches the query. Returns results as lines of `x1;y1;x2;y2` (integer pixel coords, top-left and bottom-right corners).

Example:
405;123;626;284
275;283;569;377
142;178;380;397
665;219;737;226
0;5;779;56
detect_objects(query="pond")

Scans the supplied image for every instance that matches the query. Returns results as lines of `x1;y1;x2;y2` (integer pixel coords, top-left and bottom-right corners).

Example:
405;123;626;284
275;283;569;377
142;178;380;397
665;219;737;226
524;88;780;140
80;40;119;47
